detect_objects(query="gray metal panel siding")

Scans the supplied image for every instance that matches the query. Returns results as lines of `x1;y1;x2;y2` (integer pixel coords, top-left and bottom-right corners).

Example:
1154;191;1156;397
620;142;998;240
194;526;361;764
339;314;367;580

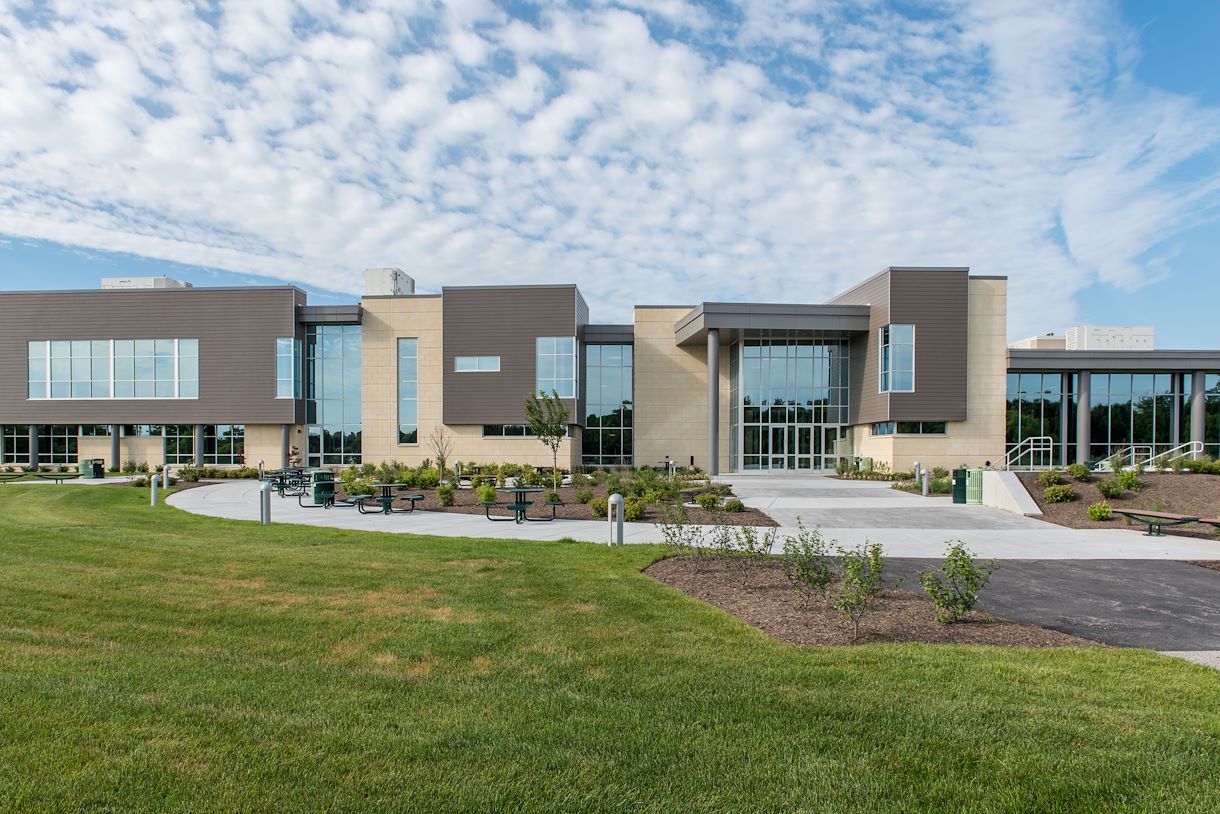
830;272;890;424
582;325;634;343
0;287;302;424
888;270;969;422
442;287;579;424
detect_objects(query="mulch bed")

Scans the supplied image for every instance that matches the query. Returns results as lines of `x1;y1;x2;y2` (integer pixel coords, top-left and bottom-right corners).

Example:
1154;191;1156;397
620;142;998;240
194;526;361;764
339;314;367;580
1189;561;1220;573
645;555;1099;647
339;482;778;527
1017;472;1220;540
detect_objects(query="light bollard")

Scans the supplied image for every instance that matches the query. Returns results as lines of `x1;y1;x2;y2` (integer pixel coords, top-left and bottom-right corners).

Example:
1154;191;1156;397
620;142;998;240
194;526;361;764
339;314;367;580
608;493;624;547
150;475;158;507
258;459;265;479
260;480;275;525
454;461;461;483
162;467;170;491
913;461;922;483
921;470;930;497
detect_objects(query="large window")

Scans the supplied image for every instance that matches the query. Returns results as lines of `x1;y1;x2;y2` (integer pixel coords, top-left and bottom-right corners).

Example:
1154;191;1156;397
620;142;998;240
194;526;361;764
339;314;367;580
483;424;536;437
38;425;78;464
455;356;500;372
2;425;29;464
276;338;301;399
398;338;418;444
582;344;633;467
204;425;244;465
164;425;195;465
306;325;362;466
1006;372;1072;465
1089;373;1179;460
1184;373;1220;458
879;325;914;393
536;337;576;398
27;339;199;400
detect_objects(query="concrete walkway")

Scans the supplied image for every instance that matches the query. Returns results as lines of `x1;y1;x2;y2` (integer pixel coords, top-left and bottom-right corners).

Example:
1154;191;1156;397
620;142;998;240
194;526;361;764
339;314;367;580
166;476;1220;560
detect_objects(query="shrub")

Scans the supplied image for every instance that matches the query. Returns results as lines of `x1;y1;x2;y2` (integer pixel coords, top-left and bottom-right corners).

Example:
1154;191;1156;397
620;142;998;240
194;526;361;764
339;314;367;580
1043;485;1077;504
398;469;419;488
709;482;733;497
918;541;996;623
931;466;949;480
1088;501;1112;521
1039;469;1065;487
575;488;594;504
416;468;441;489
436;483;455;506
834;542;888;642
623;496;647;522
1066;463;1092;482
177;467;201;483
930;477;952;494
781;520;833;603
546;490;561;504
695;492;721;511
723;498;745;513
471;474;487;489
588;497;609;518
476;484;497;503
1096;479;1123;499
1116;469;1141;492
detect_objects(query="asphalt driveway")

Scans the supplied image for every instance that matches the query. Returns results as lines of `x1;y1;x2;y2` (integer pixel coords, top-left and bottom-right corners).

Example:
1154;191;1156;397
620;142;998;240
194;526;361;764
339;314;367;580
887;558;1220;650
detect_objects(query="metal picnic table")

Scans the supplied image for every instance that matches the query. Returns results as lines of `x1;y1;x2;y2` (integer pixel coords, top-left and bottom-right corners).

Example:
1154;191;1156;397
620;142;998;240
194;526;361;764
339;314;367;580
357;483;425;515
486;485;548;523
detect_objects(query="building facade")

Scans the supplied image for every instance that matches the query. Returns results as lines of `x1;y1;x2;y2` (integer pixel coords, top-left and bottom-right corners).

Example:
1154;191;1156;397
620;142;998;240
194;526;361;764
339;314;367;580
2;268;1218;474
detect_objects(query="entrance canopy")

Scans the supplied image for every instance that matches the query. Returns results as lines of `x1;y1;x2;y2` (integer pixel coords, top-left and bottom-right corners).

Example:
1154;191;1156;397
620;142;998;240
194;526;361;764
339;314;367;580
674;302;871;347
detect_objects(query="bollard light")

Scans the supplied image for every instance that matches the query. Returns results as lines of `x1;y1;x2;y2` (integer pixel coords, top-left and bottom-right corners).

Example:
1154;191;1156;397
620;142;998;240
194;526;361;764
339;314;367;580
608;493;624;547
921;470;930;497
150;475;158;507
260;480;275;525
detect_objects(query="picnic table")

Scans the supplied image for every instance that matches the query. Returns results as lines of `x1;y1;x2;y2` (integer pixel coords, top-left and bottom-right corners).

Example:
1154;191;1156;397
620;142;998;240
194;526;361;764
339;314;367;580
264;469;306;497
484;486;553;523
356;483;425;515
1113;509;1200;537
33;473;81;484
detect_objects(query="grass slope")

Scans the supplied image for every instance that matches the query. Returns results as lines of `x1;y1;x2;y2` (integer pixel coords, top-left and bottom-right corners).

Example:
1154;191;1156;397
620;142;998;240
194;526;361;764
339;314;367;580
0;486;1218;813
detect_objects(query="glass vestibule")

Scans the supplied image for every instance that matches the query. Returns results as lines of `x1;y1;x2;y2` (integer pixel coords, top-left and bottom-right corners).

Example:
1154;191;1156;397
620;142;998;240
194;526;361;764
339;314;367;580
731;332;850;470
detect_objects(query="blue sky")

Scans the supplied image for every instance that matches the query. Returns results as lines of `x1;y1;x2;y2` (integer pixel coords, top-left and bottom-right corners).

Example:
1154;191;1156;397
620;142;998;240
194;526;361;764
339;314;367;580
1;0;1218;345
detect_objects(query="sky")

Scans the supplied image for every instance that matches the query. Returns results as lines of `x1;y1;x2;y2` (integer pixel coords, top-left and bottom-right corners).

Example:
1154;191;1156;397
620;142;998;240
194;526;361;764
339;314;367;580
1;0;1218;344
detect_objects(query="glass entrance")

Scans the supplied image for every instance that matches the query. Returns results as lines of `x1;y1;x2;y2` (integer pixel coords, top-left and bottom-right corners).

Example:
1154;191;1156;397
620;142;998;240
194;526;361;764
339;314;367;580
731;331;852;471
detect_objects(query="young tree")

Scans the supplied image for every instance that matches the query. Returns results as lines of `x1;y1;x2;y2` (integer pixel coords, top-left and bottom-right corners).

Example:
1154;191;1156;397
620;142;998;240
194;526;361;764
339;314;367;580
428;425;454;479
525;389;569;491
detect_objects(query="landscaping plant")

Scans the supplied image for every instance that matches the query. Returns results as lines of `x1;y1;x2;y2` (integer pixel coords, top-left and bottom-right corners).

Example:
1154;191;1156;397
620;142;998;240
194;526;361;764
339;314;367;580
658;502;705;559
723;498;745;513
724;525;777;589
575;488;594;504
917;541;996;624
428;426;454;479
1087;501;1112;521
1096;479;1123;499
524;389;569;491
833;542;888;642
1116;469;1142;492
1043;484;1077;504
436;483;456;506
476;484;497;503
1039;469;1065;487
780;519;833;604
695;492;721;511
1066;463;1092;482
588;497;609;518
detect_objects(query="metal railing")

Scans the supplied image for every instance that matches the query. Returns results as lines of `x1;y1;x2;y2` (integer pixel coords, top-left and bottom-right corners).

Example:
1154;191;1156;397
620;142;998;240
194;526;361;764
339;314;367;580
1136;441;1205;470
1002;437;1056;470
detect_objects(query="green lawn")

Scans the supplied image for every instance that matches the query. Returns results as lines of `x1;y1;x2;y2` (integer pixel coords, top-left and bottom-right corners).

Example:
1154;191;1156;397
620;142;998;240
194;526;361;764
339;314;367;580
1;487;1218;813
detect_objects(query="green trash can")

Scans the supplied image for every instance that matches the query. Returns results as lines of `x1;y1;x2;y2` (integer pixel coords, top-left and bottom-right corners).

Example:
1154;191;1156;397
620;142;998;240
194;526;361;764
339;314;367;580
859;457;874;473
966;469;984;505
78;459;104;479
951;468;968;504
308;469;336;506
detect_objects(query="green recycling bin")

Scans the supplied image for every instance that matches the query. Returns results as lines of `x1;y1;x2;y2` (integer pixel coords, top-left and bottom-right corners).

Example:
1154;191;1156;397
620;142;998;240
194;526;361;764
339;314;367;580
78;459;104;479
951;468;968;503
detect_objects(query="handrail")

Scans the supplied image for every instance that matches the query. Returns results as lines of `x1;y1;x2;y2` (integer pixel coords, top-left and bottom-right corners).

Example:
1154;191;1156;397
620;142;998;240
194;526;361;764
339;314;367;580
1003;436;1055;470
1140;441;1205;470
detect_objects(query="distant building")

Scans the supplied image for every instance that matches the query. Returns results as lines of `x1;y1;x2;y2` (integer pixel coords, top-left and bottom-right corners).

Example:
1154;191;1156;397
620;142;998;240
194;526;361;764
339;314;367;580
1009;333;1066;350
1065;325;1154;351
100;276;192;290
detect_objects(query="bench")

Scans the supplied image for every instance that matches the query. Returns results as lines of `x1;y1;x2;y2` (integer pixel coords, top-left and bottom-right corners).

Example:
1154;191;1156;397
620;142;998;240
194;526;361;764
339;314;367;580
1195;518;1220;534
0;473;25;484
33;473;81;484
1114;509;1200;537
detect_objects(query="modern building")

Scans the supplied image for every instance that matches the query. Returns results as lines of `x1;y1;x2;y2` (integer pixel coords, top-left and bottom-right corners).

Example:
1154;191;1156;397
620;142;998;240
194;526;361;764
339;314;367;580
1;267;1217;475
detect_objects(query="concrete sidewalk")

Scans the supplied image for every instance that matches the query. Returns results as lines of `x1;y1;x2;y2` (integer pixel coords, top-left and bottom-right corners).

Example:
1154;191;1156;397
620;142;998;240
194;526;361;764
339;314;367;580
167;479;1220;560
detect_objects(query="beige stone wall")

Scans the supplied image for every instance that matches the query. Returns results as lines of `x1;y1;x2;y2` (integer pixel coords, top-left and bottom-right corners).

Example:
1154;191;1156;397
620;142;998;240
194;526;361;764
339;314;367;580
632;307;730;472
360;296;578;469
77;437;117;469
852;277;1008;472
244;424;302;469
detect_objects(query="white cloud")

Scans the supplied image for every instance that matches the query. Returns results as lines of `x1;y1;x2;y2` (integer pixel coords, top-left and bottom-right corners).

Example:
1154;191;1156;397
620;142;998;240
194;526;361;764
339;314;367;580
0;0;1218;337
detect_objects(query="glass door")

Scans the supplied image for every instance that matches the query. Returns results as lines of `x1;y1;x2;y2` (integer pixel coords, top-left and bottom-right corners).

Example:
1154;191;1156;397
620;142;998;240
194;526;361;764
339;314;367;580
797;427;812;469
820;426;843;470
769;426;787;470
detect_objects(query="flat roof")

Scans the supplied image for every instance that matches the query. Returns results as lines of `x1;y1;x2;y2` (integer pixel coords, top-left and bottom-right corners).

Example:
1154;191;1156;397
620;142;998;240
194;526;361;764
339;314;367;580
1008;349;1220;371
674;302;872;346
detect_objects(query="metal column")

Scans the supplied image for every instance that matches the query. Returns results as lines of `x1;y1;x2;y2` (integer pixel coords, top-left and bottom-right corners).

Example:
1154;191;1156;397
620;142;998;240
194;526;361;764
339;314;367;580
28;425;39;470
1075;371;1090;464
707;328;720;476
193;424;205;467
1059;373;1070;467
1191;370;1206;446
281;424;291;469
110;424;121;472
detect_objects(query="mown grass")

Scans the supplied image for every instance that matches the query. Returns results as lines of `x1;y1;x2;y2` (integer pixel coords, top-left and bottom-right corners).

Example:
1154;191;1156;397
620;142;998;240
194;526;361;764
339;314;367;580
1;485;1218;813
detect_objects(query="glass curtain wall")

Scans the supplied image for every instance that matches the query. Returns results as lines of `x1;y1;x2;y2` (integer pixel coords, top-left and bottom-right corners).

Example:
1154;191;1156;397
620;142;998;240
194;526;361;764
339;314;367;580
306;324;362;466
1183;373;1220;458
2;425;30;465
204;425;245;465
1089;373;1179;460
1005;372;1075;465
732;331;850;470
582;344;633;467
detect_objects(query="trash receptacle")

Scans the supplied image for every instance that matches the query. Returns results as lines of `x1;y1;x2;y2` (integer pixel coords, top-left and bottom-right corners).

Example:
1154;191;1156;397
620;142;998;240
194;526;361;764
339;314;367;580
952;468;968;504
859;457;874;473
308;469;335;506
79;459;104;479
